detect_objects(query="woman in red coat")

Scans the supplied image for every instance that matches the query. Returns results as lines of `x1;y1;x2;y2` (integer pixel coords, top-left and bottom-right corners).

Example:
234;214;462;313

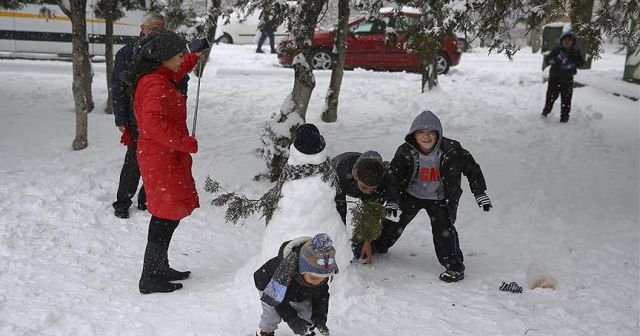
130;29;201;294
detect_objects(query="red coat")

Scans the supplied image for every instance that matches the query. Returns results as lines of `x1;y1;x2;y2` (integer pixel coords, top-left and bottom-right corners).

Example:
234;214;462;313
134;53;200;220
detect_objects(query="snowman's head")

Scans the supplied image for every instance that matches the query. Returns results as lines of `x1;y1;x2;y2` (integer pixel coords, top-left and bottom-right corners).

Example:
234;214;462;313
288;123;328;166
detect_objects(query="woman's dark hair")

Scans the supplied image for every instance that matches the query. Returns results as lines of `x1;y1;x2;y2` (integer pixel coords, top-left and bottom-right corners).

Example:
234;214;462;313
127;55;162;99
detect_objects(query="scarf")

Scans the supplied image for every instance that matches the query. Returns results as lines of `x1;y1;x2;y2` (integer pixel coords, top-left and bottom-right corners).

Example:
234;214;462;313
261;249;302;306
263;158;339;225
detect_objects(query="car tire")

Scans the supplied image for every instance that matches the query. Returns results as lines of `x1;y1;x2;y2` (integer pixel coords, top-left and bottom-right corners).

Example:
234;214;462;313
436;52;450;75
217;33;233;44
311;49;333;70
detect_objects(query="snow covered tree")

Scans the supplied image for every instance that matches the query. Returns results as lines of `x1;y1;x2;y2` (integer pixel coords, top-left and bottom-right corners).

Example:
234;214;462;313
321;0;385;122
573;0;639;59
60;0;93;150
59;0;95;117
0;0;22;9
320;0;351;123
384;0;638;91
232;0;327;181
191;0;224;78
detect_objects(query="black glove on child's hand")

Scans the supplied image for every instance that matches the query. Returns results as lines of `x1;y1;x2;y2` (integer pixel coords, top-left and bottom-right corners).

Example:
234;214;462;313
384;202;402;222
474;193;492;212
288;318;313;335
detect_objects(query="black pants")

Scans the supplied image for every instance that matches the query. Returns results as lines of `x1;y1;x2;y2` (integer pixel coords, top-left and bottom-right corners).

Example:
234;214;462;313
113;127;146;211
140;216;180;279
148;216;180;246
371;193;464;272
542;78;574;117
257;28;276;52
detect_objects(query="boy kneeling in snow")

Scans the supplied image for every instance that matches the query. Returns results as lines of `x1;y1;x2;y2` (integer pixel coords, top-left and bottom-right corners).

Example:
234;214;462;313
254;233;337;336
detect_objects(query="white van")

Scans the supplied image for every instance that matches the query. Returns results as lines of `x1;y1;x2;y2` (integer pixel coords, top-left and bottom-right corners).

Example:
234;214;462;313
0;1;144;56
215;8;287;45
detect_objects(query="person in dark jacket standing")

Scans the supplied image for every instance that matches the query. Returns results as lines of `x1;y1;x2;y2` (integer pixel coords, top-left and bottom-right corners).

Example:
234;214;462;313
111;13;164;219
131;29;202;294
256;5;278;54
542;30;585;123
254;234;337;336
331;151;401;263
371;111;492;283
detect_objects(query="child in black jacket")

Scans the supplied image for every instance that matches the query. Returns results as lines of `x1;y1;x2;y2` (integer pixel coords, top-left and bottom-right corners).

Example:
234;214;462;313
542;30;585;122
371;110;492;283
254;234;337;336
331;151;401;263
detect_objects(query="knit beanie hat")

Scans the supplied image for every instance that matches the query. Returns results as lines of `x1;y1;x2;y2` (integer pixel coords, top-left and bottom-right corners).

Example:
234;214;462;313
353;151;385;186
293;123;326;155
298;233;337;277
137;29;186;63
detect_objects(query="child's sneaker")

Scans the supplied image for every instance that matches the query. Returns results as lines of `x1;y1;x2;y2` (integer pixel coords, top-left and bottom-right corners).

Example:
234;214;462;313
439;269;465;283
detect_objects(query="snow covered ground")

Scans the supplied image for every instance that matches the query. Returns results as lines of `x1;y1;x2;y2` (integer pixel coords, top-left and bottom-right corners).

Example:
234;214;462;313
0;44;638;336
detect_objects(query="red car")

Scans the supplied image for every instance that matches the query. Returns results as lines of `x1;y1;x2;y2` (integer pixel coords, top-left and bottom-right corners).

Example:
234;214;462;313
277;8;461;74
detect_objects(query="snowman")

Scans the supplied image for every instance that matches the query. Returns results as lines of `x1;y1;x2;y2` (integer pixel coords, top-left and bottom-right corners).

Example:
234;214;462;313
260;123;352;271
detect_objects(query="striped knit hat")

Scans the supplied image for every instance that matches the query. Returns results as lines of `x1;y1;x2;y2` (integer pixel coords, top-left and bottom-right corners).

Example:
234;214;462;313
298;233;337;277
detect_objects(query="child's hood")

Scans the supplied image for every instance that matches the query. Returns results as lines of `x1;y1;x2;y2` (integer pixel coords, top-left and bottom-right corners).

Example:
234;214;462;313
279;236;312;258
559;31;576;48
405;110;444;147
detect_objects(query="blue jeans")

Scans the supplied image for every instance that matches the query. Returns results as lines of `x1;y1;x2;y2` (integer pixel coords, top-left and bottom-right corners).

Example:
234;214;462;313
257;28;276;52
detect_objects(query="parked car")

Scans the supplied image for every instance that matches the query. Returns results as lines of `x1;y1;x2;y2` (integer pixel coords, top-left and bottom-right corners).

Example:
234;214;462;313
276;8;461;74
215;9;288;45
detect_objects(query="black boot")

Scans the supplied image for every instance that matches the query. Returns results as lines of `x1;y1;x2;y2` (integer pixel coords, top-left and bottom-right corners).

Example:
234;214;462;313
139;242;183;294
560;113;569;123
166;268;191;281
160;223;191;281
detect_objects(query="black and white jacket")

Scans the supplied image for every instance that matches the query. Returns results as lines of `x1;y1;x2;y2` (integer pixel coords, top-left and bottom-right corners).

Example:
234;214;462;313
254;239;330;326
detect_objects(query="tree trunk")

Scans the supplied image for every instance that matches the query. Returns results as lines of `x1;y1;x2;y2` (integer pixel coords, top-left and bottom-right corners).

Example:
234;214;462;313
530;26;542;53
193;0;221;78
70;0;90;150
289;0;326;120
321;0;349;123
421;52;438;93
82;51;94;113
104;14;114;114
259;0;328;181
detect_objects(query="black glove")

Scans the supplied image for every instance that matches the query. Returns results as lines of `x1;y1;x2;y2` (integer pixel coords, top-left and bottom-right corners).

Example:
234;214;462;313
383;202;402;222
499;281;523;293
314;323;330;335
474;193;492;212
288;318;313;335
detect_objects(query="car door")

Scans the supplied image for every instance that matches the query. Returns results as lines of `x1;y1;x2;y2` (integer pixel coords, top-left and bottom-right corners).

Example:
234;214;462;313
383;14;421;70
345;18;388;69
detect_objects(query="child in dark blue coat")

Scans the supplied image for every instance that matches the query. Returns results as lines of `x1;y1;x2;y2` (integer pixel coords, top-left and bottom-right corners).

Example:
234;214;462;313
254;234;337;336
542;30;586;123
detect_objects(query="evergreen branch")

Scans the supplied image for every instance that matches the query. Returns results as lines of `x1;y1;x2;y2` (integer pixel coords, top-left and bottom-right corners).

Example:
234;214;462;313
350;201;385;243
204;176;281;225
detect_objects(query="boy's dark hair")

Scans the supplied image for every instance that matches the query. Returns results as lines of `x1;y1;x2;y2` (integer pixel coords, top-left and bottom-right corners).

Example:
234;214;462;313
353;151;385;186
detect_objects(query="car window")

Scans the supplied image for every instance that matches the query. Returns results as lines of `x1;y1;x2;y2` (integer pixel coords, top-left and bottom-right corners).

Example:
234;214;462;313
351;17;390;34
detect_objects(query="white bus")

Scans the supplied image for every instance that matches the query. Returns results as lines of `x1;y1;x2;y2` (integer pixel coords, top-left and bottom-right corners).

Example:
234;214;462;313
0;0;145;56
